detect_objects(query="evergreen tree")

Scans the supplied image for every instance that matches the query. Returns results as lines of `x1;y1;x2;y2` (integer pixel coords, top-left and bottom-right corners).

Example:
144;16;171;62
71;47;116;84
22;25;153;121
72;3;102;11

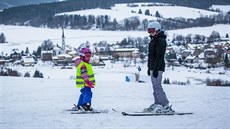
0;33;6;43
166;78;170;84
112;18;118;30
36;46;42;57
33;70;44;78
25;47;29;54
155;11;161;18
145;9;150;16
138;9;142;14
96;16;102;28
224;54;229;68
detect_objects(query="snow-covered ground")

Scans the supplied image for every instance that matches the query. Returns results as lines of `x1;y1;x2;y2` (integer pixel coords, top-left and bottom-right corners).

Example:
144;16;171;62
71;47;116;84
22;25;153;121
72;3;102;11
57;3;219;20
1;63;230;129
57;8;158;22
112;3;219;19
210;5;230;13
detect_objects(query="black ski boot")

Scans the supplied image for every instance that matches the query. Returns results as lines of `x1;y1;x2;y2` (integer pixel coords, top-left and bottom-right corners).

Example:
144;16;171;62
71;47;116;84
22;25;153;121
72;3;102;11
82;103;93;111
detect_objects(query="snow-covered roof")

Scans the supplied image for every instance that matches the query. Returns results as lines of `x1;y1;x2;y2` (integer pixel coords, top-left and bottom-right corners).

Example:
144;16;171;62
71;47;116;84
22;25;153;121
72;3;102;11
182;49;191;53
185;55;196;60
132;50;139;53
21;56;35;63
204;48;215;52
52;56;58;59
115;48;139;52
68;51;77;55
58;54;72;58
53;46;61;50
41;51;52;54
198;53;205;58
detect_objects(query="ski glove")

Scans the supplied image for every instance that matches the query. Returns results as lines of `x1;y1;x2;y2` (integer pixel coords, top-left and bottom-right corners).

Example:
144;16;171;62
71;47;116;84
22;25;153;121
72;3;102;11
85;80;94;88
152;70;158;78
147;69;150;76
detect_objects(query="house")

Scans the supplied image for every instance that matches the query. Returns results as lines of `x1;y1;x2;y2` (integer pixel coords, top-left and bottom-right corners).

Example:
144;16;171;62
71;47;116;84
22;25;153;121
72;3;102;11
21;56;35;66
225;50;230;62
67;51;77;58
0;59;5;65
53;46;61;57
204;48;217;64
197;52;205;60
184;55;199;63
225;50;230;55
181;50;191;60
193;45;203;57
112;48;139;60
10;49;21;61
57;54;72;63
224;50;230;68
41;51;52;61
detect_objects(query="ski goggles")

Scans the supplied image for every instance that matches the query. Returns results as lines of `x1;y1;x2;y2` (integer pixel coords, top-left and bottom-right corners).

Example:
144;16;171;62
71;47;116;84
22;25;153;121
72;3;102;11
147;28;156;33
85;52;92;57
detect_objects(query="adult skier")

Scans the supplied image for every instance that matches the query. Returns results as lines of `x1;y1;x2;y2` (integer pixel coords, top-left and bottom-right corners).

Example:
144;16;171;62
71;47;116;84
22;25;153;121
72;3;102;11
145;21;174;113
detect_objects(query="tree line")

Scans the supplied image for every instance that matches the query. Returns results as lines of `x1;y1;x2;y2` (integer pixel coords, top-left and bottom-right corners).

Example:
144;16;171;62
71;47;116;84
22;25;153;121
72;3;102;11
0;0;229;27
27;12;230;31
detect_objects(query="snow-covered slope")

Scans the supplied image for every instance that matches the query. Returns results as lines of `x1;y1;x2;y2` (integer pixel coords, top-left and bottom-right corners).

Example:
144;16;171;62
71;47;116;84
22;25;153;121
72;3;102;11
57;8;157;22
1;65;230;129
112;3;219;19
0;24;229;54
57;3;219;21
210;5;230;13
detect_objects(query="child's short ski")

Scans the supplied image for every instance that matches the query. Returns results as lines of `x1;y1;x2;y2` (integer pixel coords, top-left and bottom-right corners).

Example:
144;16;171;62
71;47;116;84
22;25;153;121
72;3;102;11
122;111;193;116
70;109;109;114
112;108;120;113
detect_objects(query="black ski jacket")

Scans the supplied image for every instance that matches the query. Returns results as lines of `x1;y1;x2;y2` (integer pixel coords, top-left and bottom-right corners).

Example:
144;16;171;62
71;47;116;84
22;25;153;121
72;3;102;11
147;31;167;71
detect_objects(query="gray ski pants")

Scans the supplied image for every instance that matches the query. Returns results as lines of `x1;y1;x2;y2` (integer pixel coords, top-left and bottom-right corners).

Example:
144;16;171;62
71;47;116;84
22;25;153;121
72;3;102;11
150;70;169;106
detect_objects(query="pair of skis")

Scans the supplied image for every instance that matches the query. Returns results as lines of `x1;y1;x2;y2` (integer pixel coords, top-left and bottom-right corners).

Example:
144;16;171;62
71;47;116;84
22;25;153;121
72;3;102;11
66;104;109;114
67;108;193;116
112;109;193;116
121;111;193;116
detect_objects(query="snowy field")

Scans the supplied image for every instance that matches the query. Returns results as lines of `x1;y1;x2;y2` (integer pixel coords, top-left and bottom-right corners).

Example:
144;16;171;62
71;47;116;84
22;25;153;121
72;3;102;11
0;24;229;55
57;3;219;20
1;63;230;129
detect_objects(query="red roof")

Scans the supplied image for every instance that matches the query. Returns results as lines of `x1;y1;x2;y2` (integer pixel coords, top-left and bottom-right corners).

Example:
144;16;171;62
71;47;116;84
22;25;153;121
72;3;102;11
226;50;230;54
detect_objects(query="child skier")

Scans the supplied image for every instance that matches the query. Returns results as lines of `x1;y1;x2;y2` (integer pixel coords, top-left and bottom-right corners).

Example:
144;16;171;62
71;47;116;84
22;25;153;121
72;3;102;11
72;47;96;111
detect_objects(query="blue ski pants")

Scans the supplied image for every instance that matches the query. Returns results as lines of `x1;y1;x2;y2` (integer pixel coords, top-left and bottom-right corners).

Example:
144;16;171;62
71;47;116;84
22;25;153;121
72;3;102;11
77;86;93;106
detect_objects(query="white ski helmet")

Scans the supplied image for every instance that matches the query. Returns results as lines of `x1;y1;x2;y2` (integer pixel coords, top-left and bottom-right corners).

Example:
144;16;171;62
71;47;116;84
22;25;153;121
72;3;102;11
147;21;161;30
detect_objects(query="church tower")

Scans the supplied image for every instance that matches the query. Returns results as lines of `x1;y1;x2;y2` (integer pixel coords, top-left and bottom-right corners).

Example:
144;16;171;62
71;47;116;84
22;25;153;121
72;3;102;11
61;27;66;53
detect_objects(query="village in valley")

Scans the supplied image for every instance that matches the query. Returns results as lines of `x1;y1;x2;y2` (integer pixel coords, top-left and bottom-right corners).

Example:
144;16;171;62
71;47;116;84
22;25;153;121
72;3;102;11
0;27;230;81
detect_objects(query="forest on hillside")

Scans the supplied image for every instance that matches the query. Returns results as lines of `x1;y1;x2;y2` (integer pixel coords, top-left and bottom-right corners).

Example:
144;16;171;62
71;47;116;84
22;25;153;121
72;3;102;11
0;0;229;9
0;0;229;31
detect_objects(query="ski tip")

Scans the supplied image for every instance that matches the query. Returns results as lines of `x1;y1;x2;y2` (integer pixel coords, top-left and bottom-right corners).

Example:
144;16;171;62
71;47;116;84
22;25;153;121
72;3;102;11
112;108;119;112
175;112;194;115
122;112;128;116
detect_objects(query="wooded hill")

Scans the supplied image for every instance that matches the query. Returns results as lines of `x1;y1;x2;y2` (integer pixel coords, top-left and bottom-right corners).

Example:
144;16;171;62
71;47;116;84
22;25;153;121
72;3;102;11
0;0;229;30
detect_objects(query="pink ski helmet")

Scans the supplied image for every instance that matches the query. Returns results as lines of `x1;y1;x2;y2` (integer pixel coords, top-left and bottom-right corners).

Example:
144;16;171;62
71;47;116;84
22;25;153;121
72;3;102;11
79;47;92;56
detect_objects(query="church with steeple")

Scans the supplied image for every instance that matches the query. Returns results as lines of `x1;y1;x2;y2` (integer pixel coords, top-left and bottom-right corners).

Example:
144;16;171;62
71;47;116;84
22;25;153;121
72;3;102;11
61;27;66;54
